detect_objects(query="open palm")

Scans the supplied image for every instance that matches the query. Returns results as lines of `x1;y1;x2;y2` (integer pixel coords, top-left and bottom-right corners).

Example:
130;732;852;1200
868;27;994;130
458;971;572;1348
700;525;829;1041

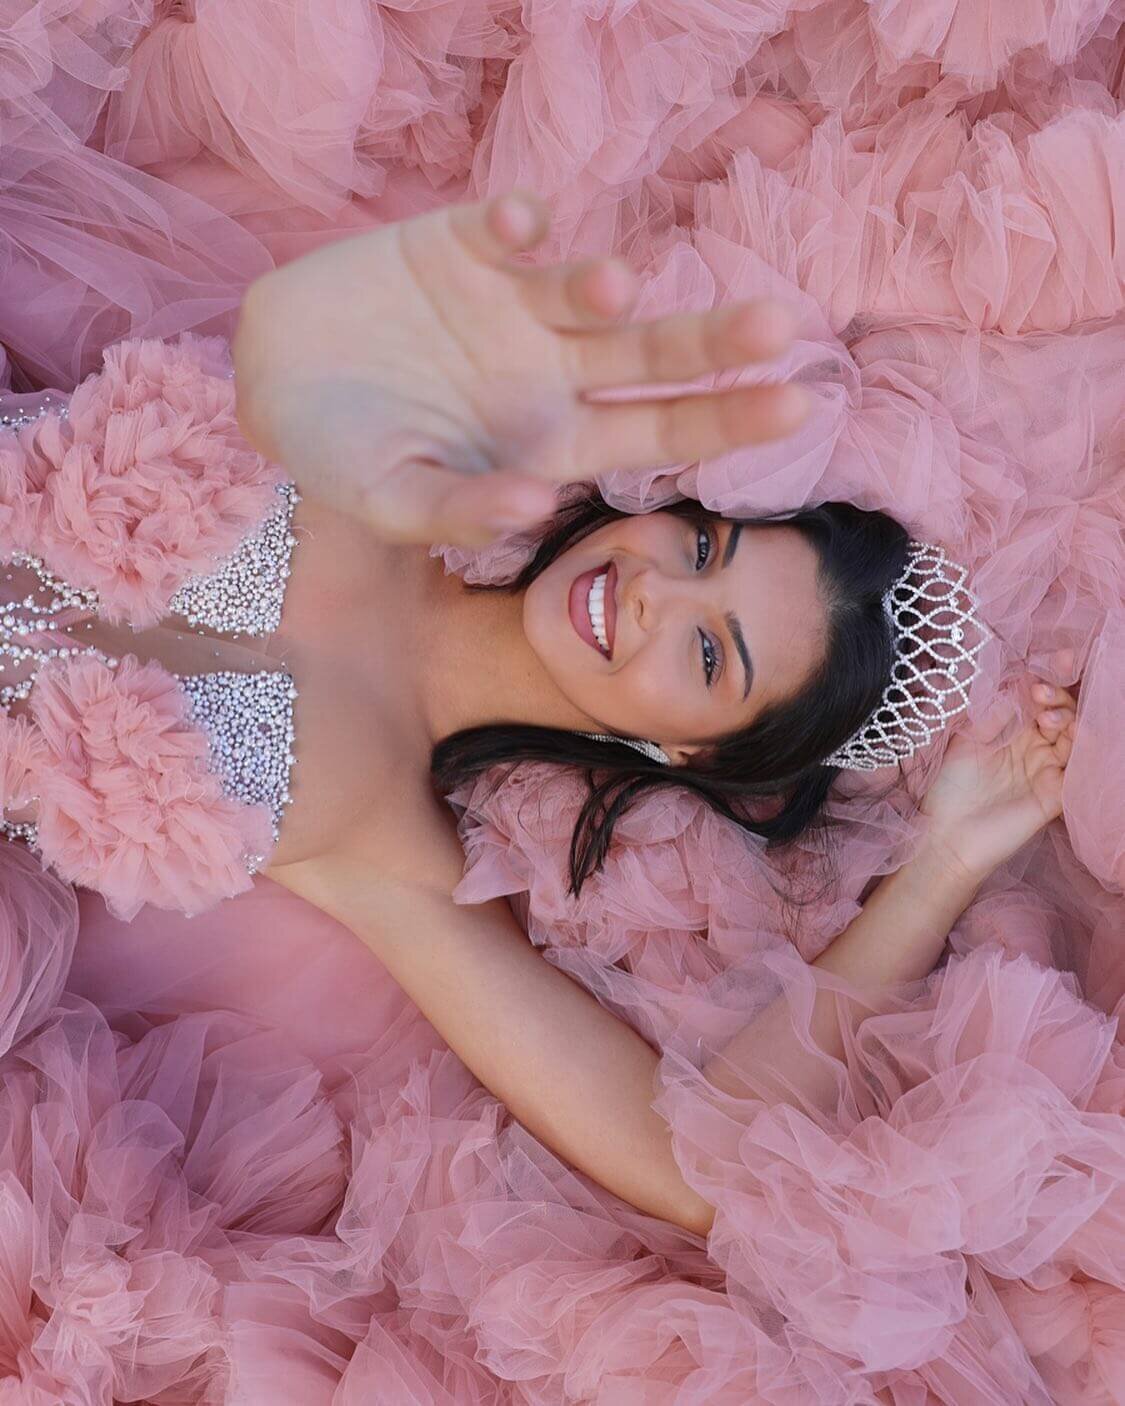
920;681;1076;881
231;191;807;545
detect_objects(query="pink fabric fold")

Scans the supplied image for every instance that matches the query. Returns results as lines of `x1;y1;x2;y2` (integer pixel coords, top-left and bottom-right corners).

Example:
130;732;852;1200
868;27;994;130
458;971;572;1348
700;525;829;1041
0;331;286;916
0;0;1122;1400
26;655;271;921
2;333;282;628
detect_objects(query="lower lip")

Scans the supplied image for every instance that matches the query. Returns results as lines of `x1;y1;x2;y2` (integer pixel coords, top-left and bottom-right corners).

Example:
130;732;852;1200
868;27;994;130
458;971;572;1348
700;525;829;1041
569;562;614;657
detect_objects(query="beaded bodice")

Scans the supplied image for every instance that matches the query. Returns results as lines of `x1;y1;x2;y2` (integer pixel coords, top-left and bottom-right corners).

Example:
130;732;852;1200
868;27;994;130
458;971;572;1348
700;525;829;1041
0;395;301;866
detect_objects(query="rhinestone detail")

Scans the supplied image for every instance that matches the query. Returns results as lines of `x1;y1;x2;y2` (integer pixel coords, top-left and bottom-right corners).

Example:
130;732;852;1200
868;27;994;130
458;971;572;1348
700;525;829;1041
0;392;300;861
177;670;298;869
169;482;300;638
3;398;299;641
825;542;989;772
0;396;66;432
0;526;111;850
0;552;116;709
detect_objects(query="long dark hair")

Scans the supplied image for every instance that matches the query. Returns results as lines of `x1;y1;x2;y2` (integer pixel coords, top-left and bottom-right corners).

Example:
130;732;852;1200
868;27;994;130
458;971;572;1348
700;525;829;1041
431;492;911;894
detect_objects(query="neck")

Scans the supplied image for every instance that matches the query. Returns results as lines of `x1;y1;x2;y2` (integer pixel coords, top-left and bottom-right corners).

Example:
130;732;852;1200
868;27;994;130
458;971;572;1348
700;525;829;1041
412;553;592;744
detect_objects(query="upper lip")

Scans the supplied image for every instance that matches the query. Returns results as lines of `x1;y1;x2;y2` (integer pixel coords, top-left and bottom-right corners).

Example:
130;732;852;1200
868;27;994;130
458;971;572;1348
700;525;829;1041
592;561;617;658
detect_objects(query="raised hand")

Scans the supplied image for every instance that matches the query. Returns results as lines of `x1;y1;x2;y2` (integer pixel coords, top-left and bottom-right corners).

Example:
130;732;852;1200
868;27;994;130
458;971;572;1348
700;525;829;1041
231;191;808;546
919;679;1077;884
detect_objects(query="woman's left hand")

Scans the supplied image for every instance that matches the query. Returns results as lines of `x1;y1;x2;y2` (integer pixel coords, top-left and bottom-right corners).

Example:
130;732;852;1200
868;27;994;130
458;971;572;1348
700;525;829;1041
919;678;1076;885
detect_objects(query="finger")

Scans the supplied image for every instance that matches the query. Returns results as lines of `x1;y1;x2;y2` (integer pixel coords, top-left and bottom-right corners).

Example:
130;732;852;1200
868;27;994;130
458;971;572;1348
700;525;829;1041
577;381;811;476
1037;703;1074;727
518;256;640;330
1052;722;1074;768
1032;681;1072;706
361;460;559;546
446;190;551;267
1036;711;1068;743
568;299;798;392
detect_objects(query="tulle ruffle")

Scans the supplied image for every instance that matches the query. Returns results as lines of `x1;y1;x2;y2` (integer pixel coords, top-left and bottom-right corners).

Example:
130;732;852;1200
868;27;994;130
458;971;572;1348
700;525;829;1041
656;946;1125;1386
28;655;272;921
0;0;1122;1400
0;332;284;917
0;849;348;1403
0;333;282;628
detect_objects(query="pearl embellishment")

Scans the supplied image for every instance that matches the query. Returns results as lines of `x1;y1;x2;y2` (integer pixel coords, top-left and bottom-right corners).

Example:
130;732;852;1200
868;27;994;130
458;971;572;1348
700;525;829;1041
0;399;302;859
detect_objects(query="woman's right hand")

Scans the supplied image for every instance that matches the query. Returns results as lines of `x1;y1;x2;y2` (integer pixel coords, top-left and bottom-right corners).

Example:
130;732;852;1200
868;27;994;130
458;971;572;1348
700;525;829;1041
231;190;808;547
918;678;1078;886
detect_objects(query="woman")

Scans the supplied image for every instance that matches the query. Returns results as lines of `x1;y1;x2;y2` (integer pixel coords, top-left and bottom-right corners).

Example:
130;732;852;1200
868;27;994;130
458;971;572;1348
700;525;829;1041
246;194;1081;1238
0;193;1078;1237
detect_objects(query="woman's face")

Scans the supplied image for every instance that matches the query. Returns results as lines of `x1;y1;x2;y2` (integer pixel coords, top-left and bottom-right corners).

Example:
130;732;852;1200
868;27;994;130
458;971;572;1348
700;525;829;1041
522;511;829;759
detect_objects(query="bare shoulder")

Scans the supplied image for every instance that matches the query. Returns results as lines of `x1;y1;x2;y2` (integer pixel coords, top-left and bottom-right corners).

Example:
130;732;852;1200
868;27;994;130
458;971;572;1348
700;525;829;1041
267;761;473;908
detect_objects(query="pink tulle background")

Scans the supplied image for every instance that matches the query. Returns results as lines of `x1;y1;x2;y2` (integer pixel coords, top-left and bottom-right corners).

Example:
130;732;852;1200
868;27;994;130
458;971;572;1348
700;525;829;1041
0;0;1123;1400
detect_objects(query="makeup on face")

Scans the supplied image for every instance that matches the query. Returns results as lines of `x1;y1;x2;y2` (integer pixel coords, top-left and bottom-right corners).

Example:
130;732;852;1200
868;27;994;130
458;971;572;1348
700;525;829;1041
568;560;618;658
522;508;834;766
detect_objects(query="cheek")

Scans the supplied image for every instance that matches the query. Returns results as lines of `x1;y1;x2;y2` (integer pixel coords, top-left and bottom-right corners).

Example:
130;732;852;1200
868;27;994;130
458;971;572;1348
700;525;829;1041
523;575;599;701
612;640;699;733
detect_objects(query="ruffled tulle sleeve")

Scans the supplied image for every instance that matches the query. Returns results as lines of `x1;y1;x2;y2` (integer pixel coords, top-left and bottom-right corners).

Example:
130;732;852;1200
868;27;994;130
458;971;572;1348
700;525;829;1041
653;942;1125;1400
0;334;285;917
0;0;1123;1398
0;332;282;628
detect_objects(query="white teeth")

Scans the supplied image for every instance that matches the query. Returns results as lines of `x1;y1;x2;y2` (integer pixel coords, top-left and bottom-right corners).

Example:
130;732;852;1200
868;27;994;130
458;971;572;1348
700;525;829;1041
587;570;610;653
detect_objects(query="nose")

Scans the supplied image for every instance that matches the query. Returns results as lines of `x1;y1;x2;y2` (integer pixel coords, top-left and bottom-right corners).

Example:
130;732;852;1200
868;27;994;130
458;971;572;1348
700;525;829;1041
628;565;692;633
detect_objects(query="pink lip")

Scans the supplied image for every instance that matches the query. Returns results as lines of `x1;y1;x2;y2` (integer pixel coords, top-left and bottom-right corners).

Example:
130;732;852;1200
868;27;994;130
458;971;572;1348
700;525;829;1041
568;561;617;659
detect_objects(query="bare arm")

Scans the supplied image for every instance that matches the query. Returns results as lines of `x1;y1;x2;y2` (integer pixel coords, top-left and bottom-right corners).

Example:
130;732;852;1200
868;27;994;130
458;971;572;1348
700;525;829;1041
272;685;1074;1237
278;797;714;1232
271;795;981;1238
703;841;980;1110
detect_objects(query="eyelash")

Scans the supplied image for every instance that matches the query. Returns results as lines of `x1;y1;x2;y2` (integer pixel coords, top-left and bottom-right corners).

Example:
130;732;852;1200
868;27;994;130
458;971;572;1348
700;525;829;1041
694;524;712;571
693;525;722;688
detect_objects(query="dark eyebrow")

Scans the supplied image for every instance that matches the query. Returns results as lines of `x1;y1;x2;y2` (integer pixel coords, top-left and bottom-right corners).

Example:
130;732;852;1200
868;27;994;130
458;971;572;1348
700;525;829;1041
725;610;753;701
718;525;753;699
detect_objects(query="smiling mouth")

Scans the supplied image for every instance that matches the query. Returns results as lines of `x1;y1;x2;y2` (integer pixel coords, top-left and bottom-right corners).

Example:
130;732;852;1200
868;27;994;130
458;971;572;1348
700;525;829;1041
587;569;611;655
569;560;617;658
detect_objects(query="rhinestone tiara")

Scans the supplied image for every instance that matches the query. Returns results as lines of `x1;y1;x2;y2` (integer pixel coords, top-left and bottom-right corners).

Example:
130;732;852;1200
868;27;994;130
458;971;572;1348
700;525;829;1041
824;541;988;772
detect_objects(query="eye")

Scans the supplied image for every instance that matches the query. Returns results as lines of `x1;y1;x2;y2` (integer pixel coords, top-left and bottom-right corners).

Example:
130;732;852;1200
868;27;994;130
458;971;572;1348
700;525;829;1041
698;628;722;687
691;527;722;687
693;525;713;571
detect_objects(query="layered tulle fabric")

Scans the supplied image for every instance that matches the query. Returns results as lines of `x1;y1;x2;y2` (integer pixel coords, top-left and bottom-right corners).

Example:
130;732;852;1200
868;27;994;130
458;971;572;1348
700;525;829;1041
0;331;282;918
0;0;1123;1401
0;332;282;627
28;654;273;921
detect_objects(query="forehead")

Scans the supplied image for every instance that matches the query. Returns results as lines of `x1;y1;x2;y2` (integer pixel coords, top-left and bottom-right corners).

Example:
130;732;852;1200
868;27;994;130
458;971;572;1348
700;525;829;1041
733;522;821;586
726;522;827;703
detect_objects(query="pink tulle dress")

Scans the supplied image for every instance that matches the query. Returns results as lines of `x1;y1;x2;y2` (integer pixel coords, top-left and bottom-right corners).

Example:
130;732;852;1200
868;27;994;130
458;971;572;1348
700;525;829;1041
0;334;299;920
0;0;1123;1403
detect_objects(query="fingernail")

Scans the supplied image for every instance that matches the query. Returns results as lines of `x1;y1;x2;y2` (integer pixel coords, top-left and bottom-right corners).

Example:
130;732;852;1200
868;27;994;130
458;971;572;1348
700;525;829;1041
1043;710;1064;723
494;193;540;247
